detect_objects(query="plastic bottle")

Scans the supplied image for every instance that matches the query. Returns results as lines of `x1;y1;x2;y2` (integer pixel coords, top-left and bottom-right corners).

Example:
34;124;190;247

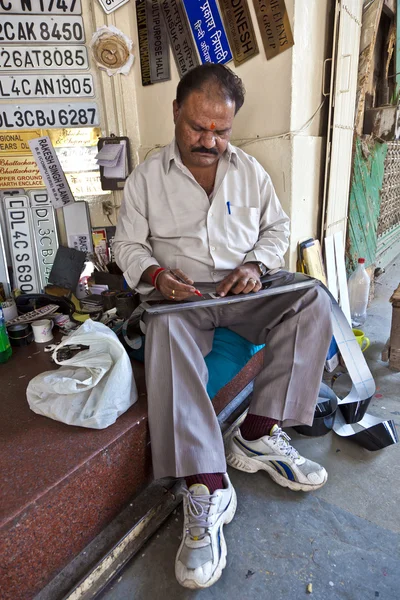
348;258;370;327
0;307;12;364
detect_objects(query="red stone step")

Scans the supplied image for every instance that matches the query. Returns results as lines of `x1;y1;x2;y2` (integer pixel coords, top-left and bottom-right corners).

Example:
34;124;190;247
0;342;263;599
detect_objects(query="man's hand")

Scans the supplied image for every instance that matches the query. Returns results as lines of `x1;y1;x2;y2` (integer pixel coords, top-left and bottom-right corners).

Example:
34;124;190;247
216;264;262;297
156;269;197;300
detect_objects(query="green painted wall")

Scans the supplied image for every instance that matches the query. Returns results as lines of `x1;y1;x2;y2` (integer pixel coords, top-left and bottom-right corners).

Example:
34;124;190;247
346;137;388;274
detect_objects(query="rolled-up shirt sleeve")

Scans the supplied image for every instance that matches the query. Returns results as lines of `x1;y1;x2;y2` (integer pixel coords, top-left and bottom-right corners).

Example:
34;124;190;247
114;173;158;292
244;174;290;270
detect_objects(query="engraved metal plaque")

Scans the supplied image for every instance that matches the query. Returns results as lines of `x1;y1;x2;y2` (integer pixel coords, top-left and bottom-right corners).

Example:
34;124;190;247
161;0;199;78
146;0;171;83
252;0;294;60
219;0;259;66
136;0;152;86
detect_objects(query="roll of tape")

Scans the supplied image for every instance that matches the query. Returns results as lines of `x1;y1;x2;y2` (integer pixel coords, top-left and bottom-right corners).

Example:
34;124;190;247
7;323;34;347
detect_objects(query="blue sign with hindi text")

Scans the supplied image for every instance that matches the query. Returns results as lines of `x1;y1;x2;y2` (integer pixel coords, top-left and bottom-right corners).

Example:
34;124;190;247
182;0;232;65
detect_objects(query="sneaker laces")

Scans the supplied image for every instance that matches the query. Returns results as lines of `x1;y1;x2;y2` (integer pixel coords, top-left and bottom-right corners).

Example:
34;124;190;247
184;489;215;538
270;427;300;460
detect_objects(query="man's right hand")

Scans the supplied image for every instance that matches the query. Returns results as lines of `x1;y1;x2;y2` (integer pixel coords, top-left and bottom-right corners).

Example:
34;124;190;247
142;266;197;300
157;269;197;300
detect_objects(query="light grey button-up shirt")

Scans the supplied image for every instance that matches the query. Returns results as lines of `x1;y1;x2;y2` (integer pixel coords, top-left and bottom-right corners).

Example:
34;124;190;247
114;140;290;295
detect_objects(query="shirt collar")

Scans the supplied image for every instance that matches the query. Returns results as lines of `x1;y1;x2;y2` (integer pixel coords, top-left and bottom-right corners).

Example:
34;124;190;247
165;139;238;173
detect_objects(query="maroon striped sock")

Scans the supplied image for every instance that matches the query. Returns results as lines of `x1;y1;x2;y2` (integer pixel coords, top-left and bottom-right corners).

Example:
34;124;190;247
240;414;279;441
186;473;224;494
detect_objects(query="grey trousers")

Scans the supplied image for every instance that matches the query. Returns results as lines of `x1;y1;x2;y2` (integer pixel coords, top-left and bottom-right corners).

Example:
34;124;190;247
144;285;332;479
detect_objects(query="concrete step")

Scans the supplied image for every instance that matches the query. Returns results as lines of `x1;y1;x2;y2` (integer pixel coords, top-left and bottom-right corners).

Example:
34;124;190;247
0;341;263;600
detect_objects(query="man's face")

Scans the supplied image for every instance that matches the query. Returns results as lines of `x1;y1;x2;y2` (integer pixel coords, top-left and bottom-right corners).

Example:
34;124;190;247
173;88;235;169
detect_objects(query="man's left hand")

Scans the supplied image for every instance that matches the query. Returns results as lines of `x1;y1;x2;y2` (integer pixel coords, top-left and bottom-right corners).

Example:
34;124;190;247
216;264;262;297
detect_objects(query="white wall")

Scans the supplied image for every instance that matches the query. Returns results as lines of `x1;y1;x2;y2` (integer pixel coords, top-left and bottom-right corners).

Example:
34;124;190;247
32;0;331;266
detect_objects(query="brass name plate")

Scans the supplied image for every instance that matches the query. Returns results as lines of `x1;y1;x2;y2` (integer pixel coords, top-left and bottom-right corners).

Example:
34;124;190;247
136;0;152;86
219;0;259;66
161;0;199;78
253;0;294;60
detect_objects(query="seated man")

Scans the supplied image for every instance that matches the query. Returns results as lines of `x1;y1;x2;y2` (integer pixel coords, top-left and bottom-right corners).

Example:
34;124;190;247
114;63;332;590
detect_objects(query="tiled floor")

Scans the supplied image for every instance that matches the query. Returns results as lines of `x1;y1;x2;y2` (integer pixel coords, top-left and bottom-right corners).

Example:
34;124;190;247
100;262;400;600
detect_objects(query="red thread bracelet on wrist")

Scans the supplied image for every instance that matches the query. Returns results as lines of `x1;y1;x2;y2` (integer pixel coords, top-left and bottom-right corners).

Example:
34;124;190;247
151;267;165;288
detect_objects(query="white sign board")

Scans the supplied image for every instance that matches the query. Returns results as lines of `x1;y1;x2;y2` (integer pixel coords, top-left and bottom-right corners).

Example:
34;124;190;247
0;45;89;70
0;75;94;99
5;196;40;294
97;0;130;15
28;136;74;209
0;15;85;43
0;102;99;130
0;0;82;14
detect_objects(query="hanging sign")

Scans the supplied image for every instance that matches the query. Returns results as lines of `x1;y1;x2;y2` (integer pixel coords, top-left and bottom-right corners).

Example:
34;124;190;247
0;102;99;130
182;0;232;65
0;129;42;154
0;75;95;99
97;0;130;14
66;171;109;197
28;191;59;291
28;136;74;208
0;156;44;189
161;0;199;78
4;195;40;294
252;0;294;60
218;0;259;66
0;15;85;43
136;0;151;86
146;0;171;83
0;0;82;14
0;45;89;71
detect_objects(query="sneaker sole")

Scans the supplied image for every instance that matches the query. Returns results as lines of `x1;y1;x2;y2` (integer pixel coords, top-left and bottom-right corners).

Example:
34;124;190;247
176;487;237;590
226;451;328;492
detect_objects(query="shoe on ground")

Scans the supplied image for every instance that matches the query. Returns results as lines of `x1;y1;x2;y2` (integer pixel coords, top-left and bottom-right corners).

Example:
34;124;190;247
226;424;328;492
175;473;237;589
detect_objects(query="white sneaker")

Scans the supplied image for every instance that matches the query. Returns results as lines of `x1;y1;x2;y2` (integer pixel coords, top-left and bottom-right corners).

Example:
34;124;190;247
226;424;328;492
175;474;237;589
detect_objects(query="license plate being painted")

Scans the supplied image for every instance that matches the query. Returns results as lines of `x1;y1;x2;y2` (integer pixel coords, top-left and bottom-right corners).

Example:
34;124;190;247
0;15;85;43
0;75;94;98
0;102;99;130
4;196;40;294
29;191;59;290
0;0;82;14
0;45;89;70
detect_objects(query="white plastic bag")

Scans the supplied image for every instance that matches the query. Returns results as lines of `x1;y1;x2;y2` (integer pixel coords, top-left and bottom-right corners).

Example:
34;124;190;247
27;320;138;429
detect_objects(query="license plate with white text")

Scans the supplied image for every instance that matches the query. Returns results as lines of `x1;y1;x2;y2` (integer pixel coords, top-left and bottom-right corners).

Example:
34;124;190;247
0;15;85;43
0;75;94;98
0;102;99;130
0;45;89;70
0;0;82;14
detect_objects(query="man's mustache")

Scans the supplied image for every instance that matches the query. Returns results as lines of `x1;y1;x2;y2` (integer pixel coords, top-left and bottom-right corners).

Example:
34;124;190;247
191;147;218;155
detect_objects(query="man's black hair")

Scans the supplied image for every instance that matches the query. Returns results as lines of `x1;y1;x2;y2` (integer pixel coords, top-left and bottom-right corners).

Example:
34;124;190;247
176;63;245;114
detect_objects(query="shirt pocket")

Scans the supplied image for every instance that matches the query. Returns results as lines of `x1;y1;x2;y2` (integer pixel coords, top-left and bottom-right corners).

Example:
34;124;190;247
226;205;260;253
